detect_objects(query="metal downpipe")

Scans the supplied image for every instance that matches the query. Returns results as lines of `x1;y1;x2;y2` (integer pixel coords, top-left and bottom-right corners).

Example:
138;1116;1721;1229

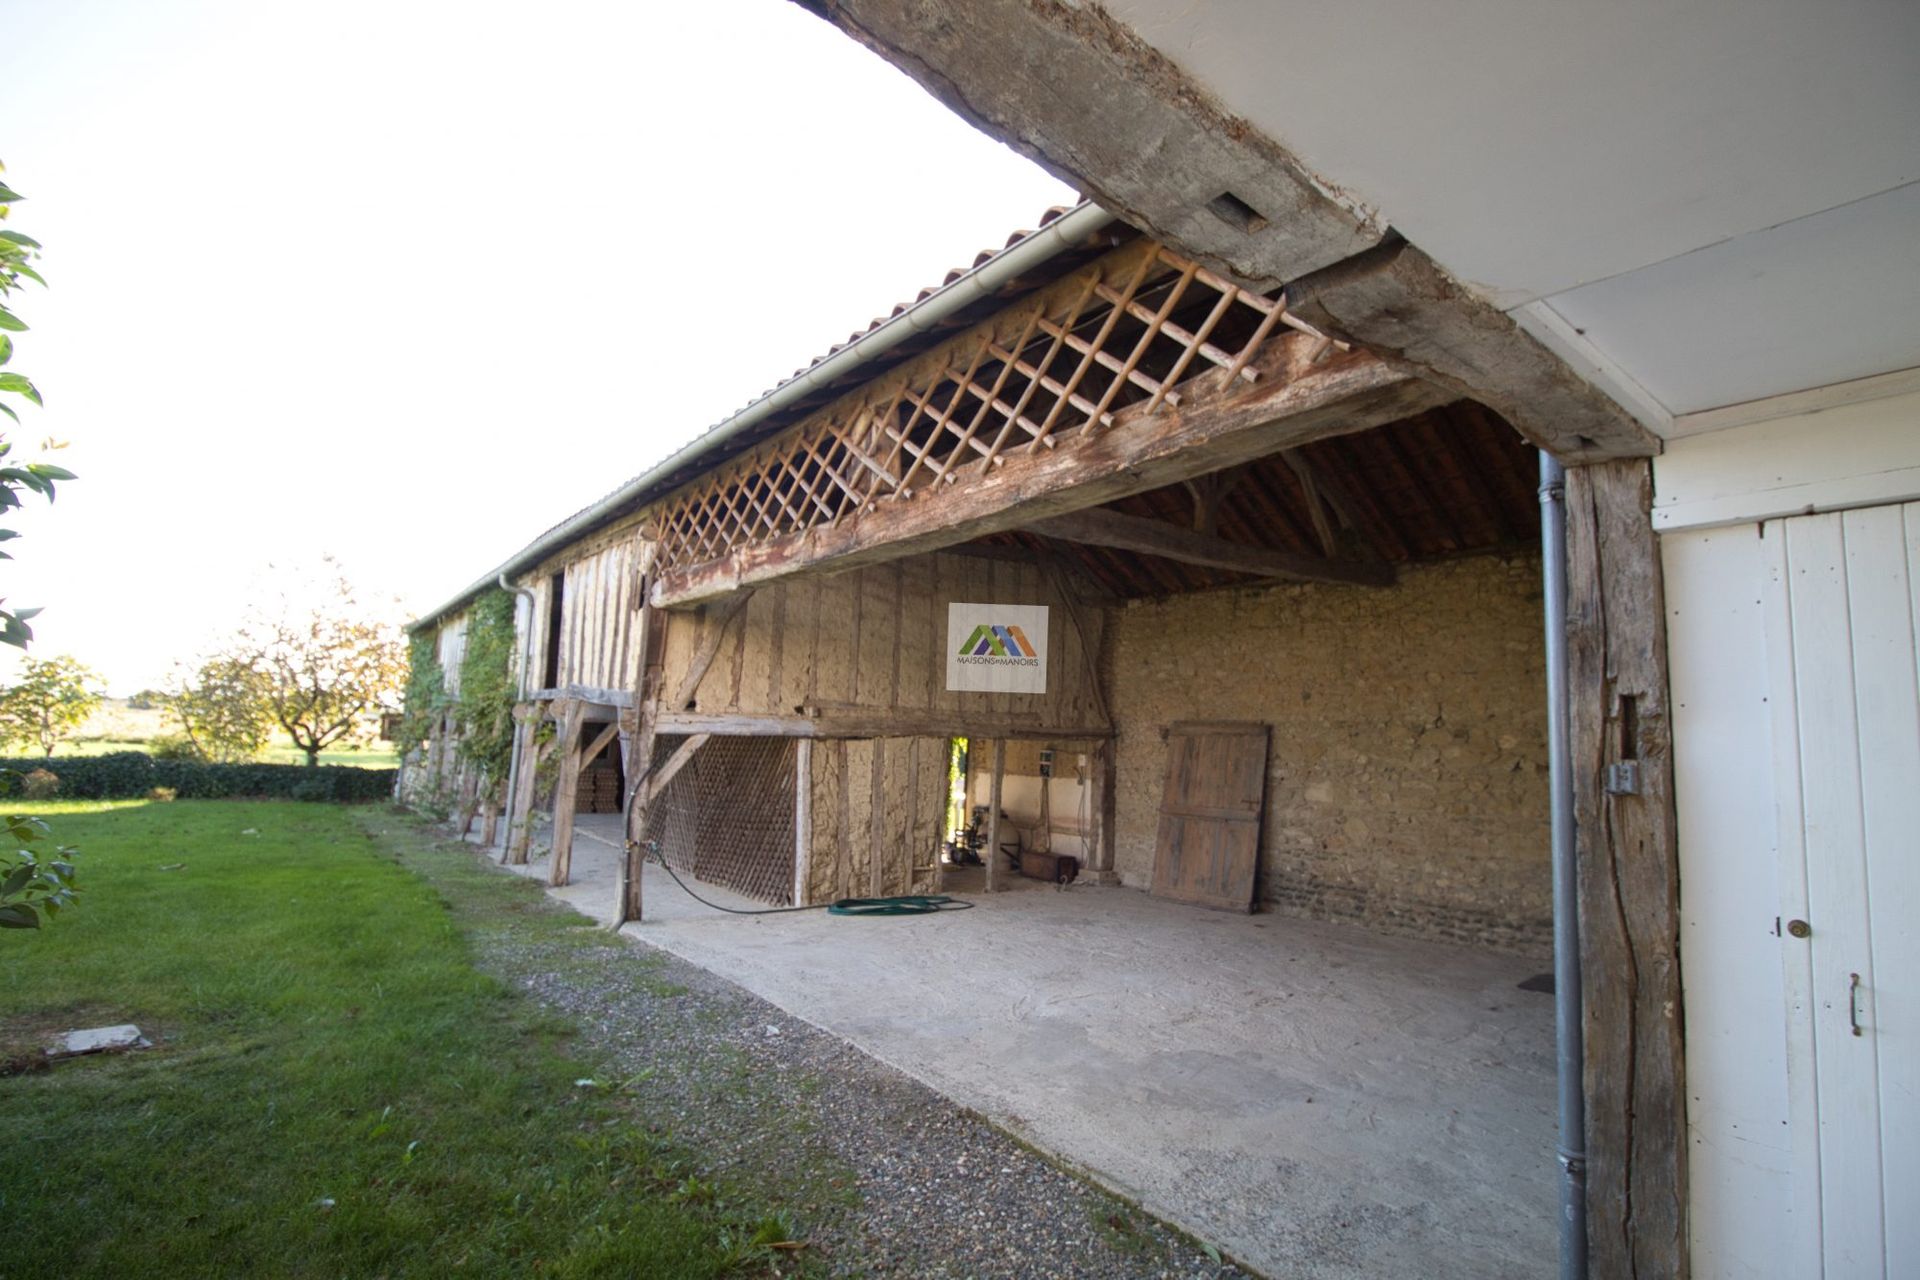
1539;452;1587;1280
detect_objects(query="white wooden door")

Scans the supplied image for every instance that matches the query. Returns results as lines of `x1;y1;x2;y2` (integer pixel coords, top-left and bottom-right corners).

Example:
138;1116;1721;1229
1762;503;1919;1279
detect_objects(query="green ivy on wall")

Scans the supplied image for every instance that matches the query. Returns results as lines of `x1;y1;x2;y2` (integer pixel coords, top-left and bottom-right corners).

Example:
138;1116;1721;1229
455;588;518;788
395;633;446;757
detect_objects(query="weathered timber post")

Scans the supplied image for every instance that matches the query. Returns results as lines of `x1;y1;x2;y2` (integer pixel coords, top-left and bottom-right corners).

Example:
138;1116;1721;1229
1565;457;1687;1280
1093;738;1118;883
793;738;814;906
506;703;546;865
617;592;668;927
984;738;1006;892
547;698;586;887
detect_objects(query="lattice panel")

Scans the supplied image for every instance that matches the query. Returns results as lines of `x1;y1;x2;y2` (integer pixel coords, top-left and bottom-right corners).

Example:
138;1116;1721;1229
642;735;797;905
652;239;1327;574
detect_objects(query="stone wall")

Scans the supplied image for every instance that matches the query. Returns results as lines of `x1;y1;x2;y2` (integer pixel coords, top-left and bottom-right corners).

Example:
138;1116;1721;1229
1105;551;1551;953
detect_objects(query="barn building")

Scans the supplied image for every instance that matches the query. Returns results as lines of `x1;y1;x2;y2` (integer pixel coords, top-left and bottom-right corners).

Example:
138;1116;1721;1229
405;5;1920;1269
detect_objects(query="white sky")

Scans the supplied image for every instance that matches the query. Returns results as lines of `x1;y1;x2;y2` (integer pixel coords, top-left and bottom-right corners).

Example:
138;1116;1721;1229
0;0;1075;692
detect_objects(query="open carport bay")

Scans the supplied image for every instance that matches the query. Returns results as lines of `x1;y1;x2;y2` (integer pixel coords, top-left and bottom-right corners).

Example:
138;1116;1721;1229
511;817;1556;1279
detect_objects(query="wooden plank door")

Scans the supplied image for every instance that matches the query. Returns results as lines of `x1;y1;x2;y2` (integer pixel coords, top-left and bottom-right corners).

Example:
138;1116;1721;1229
1150;721;1269;912
1763;503;1919;1279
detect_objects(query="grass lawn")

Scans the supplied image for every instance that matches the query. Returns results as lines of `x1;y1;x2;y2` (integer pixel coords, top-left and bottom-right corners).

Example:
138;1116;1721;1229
0;800;812;1277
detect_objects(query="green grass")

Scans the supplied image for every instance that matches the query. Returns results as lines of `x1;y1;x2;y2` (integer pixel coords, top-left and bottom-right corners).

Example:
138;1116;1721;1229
0;800;806;1278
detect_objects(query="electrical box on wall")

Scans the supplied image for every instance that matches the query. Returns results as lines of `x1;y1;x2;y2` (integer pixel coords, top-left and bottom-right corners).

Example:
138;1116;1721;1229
1039;749;1054;778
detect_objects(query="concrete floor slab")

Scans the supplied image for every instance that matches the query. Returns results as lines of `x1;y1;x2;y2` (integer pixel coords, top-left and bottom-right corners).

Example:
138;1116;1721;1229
500;816;1556;1279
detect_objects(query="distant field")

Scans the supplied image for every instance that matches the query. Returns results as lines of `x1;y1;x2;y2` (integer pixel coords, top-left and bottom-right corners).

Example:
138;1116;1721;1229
50;699;398;770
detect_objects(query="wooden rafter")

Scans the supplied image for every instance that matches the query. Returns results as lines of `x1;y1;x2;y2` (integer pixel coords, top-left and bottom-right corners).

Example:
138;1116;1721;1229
1025;507;1394;588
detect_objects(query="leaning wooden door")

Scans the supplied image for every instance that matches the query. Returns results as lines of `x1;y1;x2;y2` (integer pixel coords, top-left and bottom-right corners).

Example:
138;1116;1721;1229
1150;721;1269;912
1763;504;1918;1280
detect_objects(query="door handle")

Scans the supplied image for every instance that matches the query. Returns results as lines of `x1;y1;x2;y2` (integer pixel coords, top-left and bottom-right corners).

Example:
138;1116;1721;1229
1849;973;1863;1038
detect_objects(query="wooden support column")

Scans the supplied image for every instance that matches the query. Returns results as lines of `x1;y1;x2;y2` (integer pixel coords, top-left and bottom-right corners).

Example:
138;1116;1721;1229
546;699;585;887
793;738;814;906
618;596;669;927
983;738;1005;892
1092;739;1118;883
1565;457;1686;1280
506;703;550;866
479;792;500;848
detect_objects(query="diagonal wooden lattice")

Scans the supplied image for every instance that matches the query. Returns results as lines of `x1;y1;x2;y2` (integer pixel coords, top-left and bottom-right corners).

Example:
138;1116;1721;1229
643;734;797;905
653;238;1331;574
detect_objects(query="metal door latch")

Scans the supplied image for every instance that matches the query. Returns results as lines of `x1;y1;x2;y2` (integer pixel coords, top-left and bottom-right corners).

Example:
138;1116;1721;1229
1849;973;1864;1037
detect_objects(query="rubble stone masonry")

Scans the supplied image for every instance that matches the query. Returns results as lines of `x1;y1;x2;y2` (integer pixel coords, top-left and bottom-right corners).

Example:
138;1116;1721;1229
1104;551;1551;953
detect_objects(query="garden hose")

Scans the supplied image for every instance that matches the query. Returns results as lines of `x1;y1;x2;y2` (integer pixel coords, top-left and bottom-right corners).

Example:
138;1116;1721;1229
636;840;973;918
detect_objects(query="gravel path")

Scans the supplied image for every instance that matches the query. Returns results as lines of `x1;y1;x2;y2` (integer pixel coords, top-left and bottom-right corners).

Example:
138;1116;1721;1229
369;815;1251;1280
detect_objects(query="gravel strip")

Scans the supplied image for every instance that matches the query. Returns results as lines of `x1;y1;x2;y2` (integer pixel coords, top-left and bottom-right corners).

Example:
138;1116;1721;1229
369;816;1250;1280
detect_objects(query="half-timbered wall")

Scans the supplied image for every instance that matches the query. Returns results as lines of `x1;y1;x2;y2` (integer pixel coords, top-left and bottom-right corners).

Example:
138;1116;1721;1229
522;535;650;696
435;614;468;696
659;549;1107;732
804;736;950;903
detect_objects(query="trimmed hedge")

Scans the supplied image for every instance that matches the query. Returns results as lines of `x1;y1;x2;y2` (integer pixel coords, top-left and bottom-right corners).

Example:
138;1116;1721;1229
2;752;396;803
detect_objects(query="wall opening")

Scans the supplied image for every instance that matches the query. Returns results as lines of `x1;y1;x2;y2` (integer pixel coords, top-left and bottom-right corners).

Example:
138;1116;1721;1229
542;571;565;691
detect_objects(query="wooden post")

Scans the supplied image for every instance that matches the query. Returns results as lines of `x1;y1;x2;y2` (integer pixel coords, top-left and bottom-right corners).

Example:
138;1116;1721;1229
547;699;585;887
479;791;500;848
618;598;669;927
1093;738;1118;882
1565;457;1687;1280
506;703;547;865
454;766;480;837
793;738;813;906
984;738;1005;892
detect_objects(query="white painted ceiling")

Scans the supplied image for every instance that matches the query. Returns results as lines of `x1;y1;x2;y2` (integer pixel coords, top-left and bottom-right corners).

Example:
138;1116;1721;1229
1103;0;1920;430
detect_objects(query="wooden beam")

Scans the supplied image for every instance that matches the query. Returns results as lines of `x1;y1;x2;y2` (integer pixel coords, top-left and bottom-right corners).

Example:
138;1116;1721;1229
652;343;1447;607
1026;506;1394;588
506;703;554;866
1180;463;1250;537
547;699;586;887
670;593;754;710
809;0;1658;462
1566;458;1687;1279
1044;560;1114;730
984;739;1005;893
526;684;635;710
617;591;669;928
793;738;813;907
1279;451;1339;556
652;709;1116;741
641;733;711;808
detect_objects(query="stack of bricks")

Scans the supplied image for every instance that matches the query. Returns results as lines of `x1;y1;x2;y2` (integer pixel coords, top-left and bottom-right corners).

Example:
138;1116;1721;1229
584;765;622;814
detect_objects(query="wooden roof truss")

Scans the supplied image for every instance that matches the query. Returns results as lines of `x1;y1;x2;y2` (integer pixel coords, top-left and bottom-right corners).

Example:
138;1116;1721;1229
650;237;1344;579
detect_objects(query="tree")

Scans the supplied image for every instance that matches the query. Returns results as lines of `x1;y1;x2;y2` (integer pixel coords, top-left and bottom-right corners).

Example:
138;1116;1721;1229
0;162;80;931
0;654;102;757
164;656;274;762
0;162;72;651
0;809;75;929
235;563;406;766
